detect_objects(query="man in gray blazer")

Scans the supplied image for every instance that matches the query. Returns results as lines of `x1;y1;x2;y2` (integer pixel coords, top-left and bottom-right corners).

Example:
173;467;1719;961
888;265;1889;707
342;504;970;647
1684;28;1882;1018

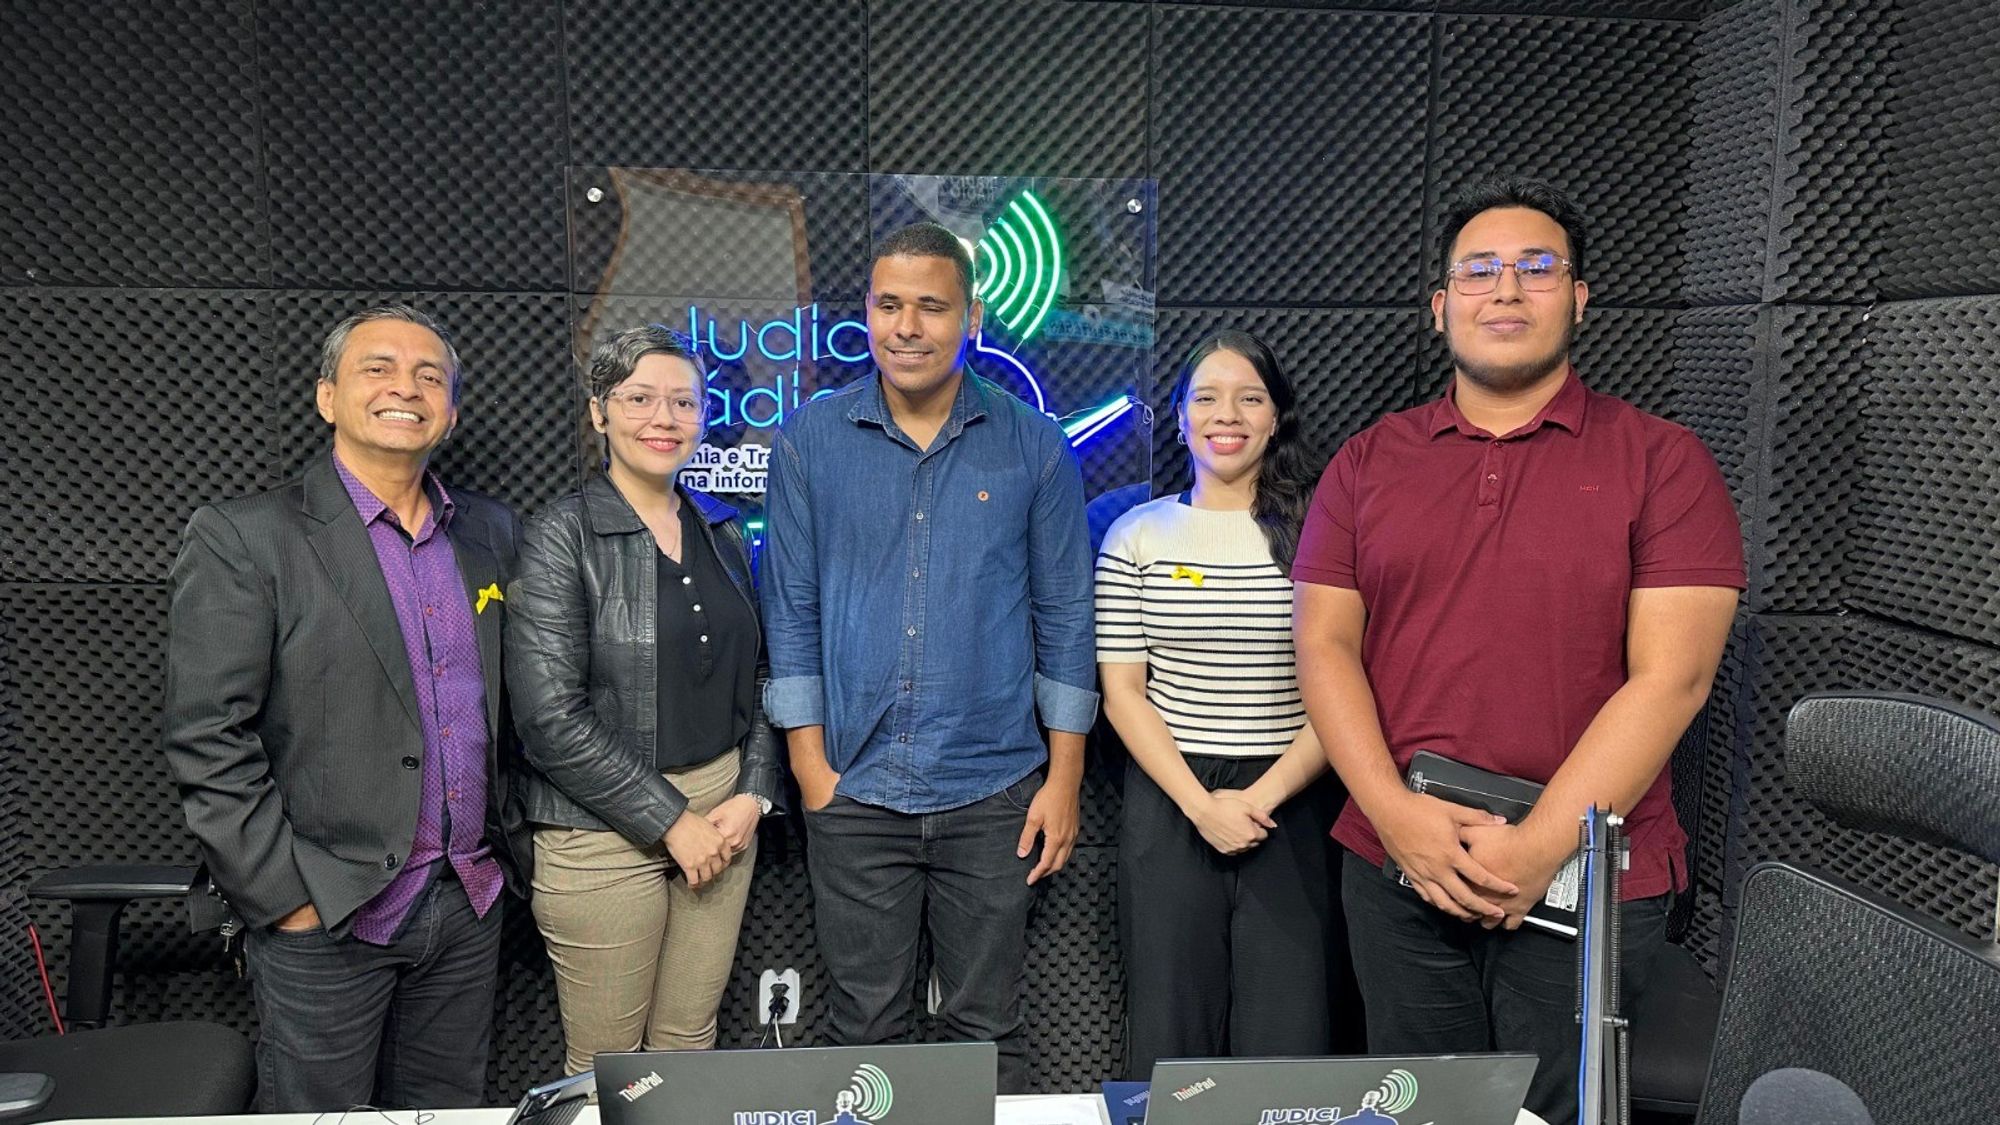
162;305;527;1111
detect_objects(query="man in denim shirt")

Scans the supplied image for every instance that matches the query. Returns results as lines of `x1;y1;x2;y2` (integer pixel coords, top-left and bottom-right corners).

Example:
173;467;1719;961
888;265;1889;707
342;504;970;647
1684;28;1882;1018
761;222;1098;1090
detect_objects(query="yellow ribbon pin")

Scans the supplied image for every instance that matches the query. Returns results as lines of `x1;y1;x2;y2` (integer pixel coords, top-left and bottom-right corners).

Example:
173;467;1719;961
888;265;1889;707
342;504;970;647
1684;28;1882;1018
1170;565;1205;587
475;583;504;614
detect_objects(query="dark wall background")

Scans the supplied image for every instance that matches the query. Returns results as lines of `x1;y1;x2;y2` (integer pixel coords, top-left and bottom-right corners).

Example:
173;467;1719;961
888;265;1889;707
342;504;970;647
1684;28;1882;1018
1;0;1994;1098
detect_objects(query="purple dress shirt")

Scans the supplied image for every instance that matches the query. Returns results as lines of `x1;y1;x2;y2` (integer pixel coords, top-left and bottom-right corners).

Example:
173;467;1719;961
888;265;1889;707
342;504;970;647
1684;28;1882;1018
334;455;503;944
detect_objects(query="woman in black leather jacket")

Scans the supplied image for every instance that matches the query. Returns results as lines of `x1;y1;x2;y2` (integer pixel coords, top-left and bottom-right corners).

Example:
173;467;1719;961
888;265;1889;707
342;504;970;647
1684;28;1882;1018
504;325;781;1073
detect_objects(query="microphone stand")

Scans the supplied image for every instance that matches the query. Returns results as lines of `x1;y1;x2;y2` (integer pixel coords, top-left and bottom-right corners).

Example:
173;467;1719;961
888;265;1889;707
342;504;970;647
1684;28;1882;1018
1576;806;1630;1125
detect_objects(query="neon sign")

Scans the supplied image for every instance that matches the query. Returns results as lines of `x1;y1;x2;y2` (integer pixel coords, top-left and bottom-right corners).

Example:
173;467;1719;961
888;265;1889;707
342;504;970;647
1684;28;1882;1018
686;305;1052;429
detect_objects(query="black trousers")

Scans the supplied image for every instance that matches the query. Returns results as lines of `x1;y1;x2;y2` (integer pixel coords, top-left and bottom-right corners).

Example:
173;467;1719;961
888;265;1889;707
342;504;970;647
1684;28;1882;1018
1341;851;1671;1125
803;775;1043;1093
1118;754;1352;1079
242;875;502;1112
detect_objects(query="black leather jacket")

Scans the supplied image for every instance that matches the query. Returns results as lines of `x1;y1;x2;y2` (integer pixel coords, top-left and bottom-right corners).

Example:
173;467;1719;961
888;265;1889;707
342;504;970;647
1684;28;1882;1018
504;474;781;844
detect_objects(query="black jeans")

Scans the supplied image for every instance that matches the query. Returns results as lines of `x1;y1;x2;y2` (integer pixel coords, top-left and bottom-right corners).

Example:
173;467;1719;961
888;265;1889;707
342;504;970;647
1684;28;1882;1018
1118;754;1347;1079
1341;851;1670;1125
803;774;1042;1093
242;875;502;1112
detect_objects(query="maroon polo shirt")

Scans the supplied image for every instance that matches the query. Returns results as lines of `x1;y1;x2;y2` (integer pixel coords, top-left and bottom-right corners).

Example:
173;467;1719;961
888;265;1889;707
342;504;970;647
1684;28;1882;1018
1293;369;1744;900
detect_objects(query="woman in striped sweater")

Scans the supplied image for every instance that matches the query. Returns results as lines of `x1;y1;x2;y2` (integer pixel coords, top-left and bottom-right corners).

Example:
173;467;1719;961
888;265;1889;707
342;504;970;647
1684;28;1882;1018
1097;329;1346;1076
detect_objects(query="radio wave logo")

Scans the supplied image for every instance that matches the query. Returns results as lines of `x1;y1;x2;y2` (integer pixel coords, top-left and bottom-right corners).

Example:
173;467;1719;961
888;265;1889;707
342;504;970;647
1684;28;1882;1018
974;190;1064;342
1367;1069;1419;1116
835;1063;894;1122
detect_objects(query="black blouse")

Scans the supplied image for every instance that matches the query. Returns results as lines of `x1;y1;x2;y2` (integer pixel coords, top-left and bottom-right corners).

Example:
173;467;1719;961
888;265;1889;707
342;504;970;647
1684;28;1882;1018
654;501;757;771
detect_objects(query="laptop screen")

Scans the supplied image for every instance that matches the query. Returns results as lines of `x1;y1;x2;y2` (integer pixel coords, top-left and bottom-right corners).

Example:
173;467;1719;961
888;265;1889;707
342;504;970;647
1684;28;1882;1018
596;1042;997;1125
1145;1054;1537;1125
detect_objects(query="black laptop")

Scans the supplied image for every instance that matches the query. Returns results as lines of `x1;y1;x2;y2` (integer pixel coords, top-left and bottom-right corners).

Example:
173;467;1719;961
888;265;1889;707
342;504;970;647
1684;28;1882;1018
595;1042;997;1125
1145;1054;1538;1125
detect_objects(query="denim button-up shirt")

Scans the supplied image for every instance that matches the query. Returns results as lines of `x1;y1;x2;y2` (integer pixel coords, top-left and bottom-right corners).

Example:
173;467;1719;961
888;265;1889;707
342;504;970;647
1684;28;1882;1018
761;372;1099;813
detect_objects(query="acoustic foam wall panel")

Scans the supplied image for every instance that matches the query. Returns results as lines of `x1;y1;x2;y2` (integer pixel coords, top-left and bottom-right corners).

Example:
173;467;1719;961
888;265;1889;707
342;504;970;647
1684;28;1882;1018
1570;307;1681;419
1756;304;1869;611
1150;7;1431;306
0;0;268;289
1022;847;1121;1092
0;610;41;1039
1714;614;1852;913
868;0;1149;179
1427;16;1697;309
1684;0;1780;306
1439;1;1708;15
1671;305;1763;519
1763;0;1896;304
259;0;569;291
0;290;273;585
1685;613;1752;970
1149;307;1432;497
267;292;579;520
1879;0;2000;298
1850;296;2000;646
565;0;868;174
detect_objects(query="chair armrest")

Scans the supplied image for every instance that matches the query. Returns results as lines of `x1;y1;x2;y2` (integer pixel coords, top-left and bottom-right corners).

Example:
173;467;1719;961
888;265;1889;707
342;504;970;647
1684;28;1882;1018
25;865;200;1030
0;1073;55;1121
27;864;196;903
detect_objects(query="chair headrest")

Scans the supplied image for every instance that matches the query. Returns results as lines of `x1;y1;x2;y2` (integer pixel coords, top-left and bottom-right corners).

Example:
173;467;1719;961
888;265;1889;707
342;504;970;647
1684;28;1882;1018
1786;692;2000;866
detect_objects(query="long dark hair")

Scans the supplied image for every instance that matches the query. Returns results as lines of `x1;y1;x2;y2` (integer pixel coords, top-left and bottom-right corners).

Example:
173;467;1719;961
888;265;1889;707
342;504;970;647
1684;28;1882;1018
1170;330;1321;571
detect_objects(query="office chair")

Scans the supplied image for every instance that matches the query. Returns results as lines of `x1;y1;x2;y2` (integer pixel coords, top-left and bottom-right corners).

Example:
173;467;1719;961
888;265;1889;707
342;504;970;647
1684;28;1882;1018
0;864;255;1121
1691;692;2000;1125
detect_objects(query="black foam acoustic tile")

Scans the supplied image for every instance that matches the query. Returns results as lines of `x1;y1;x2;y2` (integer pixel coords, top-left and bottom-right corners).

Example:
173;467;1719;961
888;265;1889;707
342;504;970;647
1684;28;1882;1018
1151;307;1432;498
1689;612;1750;969
267;292;578;521
1849;297;2000;646
566;0;867;174
1879;0;2000;298
1670;305;1763;524
1756;305;1868;612
1712;614;1852;915
259;0;569;291
1174;0;1432;10
1571;306;1679;421
0;289;272;584
1;584;220;1003
1682;0;1779;306
1427;16;1697;309
0;586;190;874
1439;0;1706;15
0;606;42;1039
1152;7;1431;305
1765;0;1896;303
0;0;267;287
868;0;1149;179
1023;847;1121;1092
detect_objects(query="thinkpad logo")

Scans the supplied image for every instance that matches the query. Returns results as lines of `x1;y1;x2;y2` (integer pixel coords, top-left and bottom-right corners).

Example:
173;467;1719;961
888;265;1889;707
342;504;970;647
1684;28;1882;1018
617;1071;663;1103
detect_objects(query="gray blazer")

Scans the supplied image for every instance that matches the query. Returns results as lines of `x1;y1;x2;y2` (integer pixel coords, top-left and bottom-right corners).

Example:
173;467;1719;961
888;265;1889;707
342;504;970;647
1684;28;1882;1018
160;455;529;932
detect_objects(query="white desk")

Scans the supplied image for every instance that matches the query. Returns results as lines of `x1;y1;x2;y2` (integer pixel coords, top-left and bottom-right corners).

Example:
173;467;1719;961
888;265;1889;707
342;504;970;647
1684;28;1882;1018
51;1101;1547;1125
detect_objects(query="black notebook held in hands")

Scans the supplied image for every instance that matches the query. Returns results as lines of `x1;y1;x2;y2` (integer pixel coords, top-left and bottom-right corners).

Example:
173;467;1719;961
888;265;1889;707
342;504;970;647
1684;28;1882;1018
1385;750;1584;939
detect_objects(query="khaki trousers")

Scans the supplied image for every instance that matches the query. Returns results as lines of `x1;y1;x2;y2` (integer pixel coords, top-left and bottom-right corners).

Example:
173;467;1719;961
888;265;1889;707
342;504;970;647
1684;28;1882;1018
530;749;757;1074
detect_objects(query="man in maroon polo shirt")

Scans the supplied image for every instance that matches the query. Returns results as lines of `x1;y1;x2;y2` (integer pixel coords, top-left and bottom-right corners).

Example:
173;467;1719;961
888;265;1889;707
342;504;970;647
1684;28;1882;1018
1292;179;1743;1125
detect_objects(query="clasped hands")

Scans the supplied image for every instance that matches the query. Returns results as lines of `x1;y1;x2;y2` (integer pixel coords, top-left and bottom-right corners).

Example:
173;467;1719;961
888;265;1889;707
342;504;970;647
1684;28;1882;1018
1184;787;1280;856
662;793;762;890
1377;791;1569;930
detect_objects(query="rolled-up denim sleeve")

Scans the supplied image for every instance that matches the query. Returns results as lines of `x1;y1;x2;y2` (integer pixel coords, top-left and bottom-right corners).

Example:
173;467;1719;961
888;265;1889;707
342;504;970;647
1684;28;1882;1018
759;427;827;729
1025;437;1101;733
